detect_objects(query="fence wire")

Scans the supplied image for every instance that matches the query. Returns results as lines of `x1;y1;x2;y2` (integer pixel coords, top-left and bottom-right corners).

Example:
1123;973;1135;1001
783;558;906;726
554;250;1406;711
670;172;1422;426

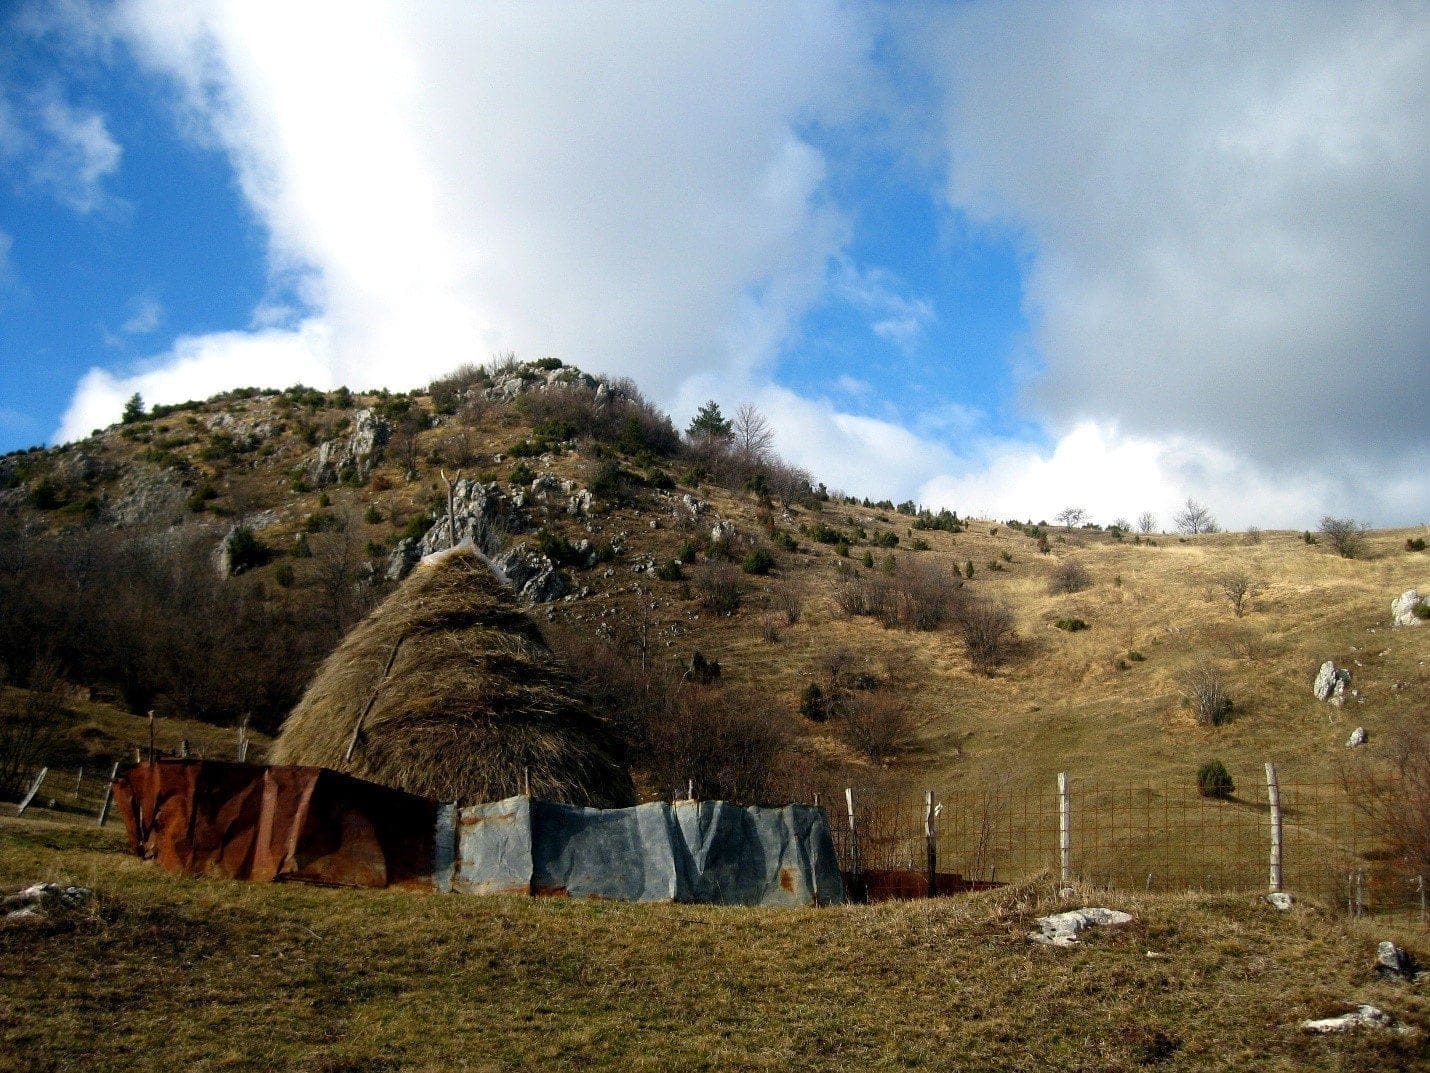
812;777;1428;927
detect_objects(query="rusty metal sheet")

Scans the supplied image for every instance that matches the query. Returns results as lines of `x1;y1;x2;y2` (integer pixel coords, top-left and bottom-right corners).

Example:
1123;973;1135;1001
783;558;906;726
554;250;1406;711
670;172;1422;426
113;760;440;889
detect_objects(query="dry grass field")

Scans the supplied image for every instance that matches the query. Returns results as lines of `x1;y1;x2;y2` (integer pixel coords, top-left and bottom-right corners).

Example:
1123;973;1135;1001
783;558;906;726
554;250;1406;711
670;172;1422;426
2;812;1427;1073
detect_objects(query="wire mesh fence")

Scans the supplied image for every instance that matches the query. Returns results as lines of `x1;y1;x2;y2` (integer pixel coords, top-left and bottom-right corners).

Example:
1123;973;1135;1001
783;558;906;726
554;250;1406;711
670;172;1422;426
810;772;1429;927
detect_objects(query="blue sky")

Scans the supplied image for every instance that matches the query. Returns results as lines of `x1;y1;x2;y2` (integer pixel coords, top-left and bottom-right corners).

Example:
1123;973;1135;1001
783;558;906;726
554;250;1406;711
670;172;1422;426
1;2;1425;527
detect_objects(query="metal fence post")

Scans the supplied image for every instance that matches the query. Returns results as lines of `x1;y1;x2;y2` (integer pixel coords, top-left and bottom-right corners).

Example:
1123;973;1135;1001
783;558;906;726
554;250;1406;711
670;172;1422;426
1265;762;1283;893
924;790;937;898
1058;772;1071;888
845;787;862;897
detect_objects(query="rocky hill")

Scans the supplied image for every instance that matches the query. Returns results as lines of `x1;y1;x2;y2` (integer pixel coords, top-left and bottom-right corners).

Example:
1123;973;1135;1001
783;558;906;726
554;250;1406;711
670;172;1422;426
1;357;1427;802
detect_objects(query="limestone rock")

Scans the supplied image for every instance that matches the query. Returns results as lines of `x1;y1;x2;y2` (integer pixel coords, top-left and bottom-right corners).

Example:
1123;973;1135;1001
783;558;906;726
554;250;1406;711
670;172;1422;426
308;408;389;486
1313;660;1351;705
2;882;94;923
415;480;514;561
385;537;421;581
1392;589;1424;627
1266;892;1294;910
490;542;567;603
1029;907;1133;946
1346;726;1367;748
1376;941;1415;981
1301;1005;1396;1034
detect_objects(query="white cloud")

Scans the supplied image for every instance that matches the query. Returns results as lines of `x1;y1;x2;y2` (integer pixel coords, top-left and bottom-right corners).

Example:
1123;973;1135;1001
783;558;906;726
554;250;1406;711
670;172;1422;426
928;2;1429;477
87;0;871;423
119;294;161;335
757;385;956;500
920;422;1428;530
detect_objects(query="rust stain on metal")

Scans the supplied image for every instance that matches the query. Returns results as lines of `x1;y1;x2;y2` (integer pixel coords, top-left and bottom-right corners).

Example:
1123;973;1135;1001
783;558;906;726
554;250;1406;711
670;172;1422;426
113;759;439;890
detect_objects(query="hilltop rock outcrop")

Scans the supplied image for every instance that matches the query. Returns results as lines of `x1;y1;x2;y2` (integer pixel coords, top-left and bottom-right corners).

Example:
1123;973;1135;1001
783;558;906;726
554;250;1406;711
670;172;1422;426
308;408;388;486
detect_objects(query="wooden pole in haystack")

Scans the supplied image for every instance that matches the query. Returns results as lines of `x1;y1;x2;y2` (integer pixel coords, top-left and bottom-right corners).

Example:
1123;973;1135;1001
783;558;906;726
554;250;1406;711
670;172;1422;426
441;468;462;550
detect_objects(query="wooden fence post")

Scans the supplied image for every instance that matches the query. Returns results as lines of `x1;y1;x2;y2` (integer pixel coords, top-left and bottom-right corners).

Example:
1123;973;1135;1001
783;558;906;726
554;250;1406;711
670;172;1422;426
845;787;862;897
16;767;48;815
1265;761;1283;893
96;762;120;827
237;716;249;763
924;789;938;898
1058;772;1071;888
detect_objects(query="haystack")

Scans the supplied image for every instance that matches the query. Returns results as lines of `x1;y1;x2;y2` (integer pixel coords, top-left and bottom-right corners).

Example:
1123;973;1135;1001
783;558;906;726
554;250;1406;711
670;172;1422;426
271;547;634;808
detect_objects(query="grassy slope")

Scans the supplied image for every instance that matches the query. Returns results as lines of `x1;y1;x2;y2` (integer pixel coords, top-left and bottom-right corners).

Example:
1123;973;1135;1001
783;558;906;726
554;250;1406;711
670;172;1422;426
1;814;1426;1073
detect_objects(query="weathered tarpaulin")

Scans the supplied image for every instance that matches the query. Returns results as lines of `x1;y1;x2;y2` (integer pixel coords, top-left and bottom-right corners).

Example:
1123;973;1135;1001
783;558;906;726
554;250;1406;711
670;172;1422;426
452;797;846;906
114;760;439;889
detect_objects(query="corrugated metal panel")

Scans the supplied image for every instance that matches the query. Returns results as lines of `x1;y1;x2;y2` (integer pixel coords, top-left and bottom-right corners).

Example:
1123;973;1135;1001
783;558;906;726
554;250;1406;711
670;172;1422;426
456;797;847;906
113;760;439;889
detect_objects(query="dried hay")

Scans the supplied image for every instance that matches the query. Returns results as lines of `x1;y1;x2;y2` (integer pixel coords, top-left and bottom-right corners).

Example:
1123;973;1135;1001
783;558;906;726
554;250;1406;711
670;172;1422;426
272;548;634;807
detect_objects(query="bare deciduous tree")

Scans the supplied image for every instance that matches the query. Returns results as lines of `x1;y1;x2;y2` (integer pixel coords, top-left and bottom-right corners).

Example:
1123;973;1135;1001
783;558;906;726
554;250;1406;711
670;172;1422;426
1137;511;1157;534
1055;506;1088;530
1173;497;1218;534
732;404;775;463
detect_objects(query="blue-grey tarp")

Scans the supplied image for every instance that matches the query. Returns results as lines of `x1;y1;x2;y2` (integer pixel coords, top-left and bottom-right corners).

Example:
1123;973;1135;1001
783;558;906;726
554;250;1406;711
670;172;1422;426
448;796;846;906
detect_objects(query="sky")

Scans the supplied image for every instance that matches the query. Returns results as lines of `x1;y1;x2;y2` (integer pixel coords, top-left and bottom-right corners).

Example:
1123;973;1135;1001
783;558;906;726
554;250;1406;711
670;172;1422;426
0;1;1425;529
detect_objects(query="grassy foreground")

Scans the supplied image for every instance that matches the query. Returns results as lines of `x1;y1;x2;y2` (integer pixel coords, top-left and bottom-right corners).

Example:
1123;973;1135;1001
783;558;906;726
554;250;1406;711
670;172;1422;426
1;816;1426;1072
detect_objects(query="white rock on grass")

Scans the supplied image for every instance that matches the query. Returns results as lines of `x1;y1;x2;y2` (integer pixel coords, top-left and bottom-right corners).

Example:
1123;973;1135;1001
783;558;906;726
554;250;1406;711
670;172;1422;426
2;883;94;922
1313;660;1351;705
1346;726;1367;748
1301;1005;1399;1034
1392;589;1424;627
1029;907;1133;946
1266;892;1295;910
1376;941;1415;981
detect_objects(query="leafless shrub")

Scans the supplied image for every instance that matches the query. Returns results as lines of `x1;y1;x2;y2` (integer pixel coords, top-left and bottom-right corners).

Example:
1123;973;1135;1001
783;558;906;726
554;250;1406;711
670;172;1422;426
957;597;1017;674
1343;719;1430;880
835;561;960;631
1242;526;1262;545
770;581;803;625
1217;570;1253;617
1137;511;1157;534
1319;515;1369;559
0;693;65;801
693;563;742;614
1180;662;1232;725
1047;559;1091;595
838;692;912;764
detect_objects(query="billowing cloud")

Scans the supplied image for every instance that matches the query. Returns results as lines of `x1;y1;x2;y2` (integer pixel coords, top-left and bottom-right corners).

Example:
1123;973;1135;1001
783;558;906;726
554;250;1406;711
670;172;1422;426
930;1;1429;476
98;0;871;405
41;2;1429;528
0;78;121;213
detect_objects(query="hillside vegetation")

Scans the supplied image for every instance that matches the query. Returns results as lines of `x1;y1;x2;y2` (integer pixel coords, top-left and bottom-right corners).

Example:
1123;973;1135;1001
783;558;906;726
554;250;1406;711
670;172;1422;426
1;358;1426;808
